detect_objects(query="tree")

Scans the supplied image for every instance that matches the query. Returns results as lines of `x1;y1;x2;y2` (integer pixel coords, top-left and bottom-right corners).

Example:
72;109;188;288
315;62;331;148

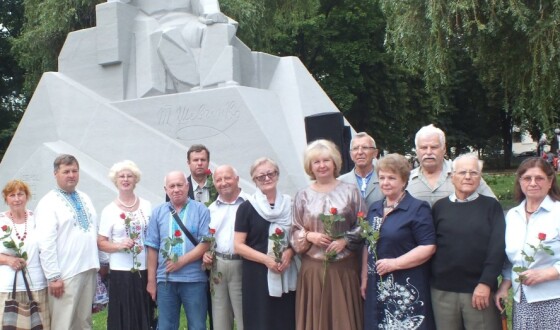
379;0;560;167
0;0;25;159
11;0;102;97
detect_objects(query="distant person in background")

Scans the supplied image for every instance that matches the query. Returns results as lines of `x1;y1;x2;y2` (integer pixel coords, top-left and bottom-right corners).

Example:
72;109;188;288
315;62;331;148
495;158;560;329
98;160;155;330
339;132;383;208
431;155;505;330
407;124;495;206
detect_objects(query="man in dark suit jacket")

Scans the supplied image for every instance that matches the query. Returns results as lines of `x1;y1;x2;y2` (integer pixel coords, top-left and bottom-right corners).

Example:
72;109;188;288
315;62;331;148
338;132;383;208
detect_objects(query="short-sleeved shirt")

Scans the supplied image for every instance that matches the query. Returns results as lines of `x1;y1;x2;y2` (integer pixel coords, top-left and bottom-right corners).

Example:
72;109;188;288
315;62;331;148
145;200;210;283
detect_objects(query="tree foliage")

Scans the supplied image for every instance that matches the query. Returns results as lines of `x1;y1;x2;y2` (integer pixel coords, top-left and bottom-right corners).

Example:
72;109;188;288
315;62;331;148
12;0;102;96
380;0;560;165
0;0;25;159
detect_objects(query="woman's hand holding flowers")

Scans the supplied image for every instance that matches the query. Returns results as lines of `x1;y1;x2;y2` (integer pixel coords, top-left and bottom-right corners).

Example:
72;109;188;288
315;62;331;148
9;256;26;271
277;248;294;273
325;238;346;254
306;231;332;248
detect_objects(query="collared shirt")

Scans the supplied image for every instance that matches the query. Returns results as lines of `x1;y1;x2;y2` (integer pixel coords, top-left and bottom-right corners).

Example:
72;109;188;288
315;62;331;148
192;178;210;203
35;189;100;281
503;196;560;303
449;192;480;203
355;169;374;198
208;191;250;254
407;159;495;207
145;200;210;284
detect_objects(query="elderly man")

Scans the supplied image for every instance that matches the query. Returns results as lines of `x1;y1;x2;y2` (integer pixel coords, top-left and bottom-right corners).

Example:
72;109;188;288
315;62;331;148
203;165;249;330
430;154;505;330
407;124;495;206
35;154;102;329
146;171;210;330
339;132;383;207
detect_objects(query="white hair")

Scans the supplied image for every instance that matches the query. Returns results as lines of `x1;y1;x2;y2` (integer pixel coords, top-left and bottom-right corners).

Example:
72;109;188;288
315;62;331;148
452;154;483;172
415;124;446;149
351;132;376;149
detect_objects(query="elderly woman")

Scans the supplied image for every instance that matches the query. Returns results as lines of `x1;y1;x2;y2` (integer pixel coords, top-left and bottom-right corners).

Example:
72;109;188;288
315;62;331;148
0;180;50;329
361;154;436;329
97;160;154;330
495;157;560;329
291;139;366;330
234;157;298;330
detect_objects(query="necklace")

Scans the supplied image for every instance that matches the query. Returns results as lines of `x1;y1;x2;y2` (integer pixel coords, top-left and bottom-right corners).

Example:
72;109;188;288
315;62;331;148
118;195;138;209
8;211;28;241
525;204;536;215
384;192;406;210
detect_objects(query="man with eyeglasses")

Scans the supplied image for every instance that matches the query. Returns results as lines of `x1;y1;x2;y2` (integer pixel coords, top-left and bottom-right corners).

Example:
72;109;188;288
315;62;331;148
202;165;249;330
407;124;495;206
339;132;383;207
430;154;505;330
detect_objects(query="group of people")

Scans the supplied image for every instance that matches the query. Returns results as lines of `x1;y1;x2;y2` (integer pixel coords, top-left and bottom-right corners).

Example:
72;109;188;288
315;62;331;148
0;124;559;330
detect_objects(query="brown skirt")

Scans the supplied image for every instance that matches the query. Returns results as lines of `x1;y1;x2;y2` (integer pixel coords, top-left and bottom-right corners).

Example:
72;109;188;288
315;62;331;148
296;254;363;330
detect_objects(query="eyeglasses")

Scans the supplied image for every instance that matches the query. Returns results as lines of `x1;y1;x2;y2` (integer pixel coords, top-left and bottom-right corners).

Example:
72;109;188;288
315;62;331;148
520;175;549;184
254;171;278;182
351;146;376;152
454;170;480;178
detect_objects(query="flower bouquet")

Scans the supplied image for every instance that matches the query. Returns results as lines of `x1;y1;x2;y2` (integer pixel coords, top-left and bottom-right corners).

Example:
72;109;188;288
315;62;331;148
269;227;286;263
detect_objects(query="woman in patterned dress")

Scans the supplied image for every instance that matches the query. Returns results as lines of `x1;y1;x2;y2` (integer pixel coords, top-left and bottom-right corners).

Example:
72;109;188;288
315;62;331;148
361;154;436;330
495;157;560;329
291;140;366;330
97;160;155;330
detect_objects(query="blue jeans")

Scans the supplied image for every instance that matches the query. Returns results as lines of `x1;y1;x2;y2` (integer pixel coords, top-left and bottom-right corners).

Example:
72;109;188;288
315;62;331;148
157;281;208;330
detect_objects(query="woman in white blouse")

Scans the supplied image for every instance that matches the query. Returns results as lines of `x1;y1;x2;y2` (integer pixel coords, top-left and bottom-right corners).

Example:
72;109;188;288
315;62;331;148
495;157;560;329
98;160;154;330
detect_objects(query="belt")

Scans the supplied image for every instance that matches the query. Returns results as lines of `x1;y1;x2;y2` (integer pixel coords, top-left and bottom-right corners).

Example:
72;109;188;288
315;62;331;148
215;252;242;260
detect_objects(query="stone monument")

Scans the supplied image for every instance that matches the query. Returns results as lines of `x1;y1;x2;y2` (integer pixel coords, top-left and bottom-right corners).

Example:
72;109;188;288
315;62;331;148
0;0;349;210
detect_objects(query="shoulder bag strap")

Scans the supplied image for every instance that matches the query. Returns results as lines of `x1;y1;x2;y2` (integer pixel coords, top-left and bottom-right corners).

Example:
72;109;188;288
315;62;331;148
168;205;198;247
11;269;33;302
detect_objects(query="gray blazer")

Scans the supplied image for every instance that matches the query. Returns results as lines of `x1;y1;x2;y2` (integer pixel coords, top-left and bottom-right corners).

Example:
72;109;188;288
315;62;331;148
338;168;383;208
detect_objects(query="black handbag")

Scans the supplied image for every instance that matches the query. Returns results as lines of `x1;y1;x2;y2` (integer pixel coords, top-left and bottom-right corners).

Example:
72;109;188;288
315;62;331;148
2;269;44;330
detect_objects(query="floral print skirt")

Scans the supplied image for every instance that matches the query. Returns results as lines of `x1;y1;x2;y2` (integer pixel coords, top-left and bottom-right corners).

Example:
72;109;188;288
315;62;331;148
513;287;560;330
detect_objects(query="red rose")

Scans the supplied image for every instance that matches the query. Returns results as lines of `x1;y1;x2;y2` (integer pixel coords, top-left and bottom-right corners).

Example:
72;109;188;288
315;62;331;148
1;225;7;231
120;213;126;220
275;227;283;235
538;233;546;241
357;211;365;218
174;229;182;237
209;228;216;235
205;169;212;176
330;207;338;215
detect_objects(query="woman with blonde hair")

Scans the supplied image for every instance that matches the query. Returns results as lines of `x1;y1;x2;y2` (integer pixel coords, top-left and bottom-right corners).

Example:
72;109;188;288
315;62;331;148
291;139;366;330
97;160;154;329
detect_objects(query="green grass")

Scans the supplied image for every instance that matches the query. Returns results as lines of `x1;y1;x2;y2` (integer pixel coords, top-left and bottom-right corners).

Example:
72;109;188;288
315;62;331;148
483;172;516;210
92;308;189;330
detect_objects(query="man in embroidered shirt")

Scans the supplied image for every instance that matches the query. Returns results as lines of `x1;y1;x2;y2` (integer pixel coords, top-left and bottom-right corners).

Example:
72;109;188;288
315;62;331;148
407;124;495;206
339;132;383;207
146;171;210;330
430;154;505;330
35;154;101;329
202;165;249;330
